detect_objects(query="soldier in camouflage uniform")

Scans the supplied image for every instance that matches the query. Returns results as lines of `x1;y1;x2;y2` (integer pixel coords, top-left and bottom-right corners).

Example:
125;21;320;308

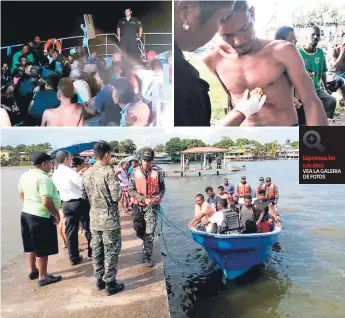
128;148;166;267
81;141;124;296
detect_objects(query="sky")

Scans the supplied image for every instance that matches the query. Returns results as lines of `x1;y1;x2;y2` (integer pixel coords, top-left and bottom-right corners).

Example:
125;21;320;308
0;128;299;149
1;1;172;49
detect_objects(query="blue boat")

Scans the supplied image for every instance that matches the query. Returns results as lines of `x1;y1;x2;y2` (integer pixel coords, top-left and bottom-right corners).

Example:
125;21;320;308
190;227;282;279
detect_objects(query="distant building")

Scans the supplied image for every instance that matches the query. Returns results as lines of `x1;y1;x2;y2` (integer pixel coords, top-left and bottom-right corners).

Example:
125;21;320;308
154;153;173;164
277;145;299;160
224;144;256;162
0;150;11;160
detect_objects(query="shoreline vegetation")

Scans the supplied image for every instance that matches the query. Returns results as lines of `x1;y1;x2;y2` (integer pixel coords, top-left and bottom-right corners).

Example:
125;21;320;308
0;137;299;167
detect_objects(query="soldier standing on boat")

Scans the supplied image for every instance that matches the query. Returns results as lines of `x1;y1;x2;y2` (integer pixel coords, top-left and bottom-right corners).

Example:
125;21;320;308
128;148;166;267
81;141;124;296
261;177;279;206
236;176;252;199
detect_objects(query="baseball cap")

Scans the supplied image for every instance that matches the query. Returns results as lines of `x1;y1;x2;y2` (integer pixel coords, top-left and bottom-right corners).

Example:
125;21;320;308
32;152;53;165
141;148;154;161
241;176;246;179
259;177;264;181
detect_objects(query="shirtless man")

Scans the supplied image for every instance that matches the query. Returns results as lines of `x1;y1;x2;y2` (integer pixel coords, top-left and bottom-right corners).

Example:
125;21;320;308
203;1;328;126
188;194;221;233
331;42;345;104
41;78;84;127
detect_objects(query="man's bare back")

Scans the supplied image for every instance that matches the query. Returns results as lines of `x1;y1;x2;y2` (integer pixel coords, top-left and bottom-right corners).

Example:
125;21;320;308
41;103;84;127
204;39;298;126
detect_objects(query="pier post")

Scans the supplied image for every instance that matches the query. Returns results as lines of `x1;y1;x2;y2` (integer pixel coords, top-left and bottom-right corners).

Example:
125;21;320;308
217;170;219;175
198;172;201;176
181;172;183;177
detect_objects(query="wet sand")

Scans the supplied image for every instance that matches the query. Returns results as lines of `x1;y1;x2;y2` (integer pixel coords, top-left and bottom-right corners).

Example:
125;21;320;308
1;210;170;318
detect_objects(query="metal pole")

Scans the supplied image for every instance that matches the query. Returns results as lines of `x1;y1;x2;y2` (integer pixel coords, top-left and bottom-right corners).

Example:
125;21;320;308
106;34;108;56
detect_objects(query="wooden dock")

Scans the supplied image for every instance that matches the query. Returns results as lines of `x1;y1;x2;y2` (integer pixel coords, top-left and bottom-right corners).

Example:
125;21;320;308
163;168;228;177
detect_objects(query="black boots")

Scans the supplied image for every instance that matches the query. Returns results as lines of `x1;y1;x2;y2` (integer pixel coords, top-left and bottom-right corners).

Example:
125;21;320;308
96;279;105;290
105;281;125;296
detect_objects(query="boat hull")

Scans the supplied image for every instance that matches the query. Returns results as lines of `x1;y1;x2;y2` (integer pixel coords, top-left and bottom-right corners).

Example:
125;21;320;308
190;227;281;279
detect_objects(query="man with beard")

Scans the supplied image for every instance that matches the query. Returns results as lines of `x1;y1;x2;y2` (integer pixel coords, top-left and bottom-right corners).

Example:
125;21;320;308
203;1;328;126
299;26;337;119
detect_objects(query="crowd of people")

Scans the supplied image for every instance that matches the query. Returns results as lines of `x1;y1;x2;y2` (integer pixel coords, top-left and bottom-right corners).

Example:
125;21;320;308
188;176;282;234
18;142;165;295
1;36;171;127
174;0;345;126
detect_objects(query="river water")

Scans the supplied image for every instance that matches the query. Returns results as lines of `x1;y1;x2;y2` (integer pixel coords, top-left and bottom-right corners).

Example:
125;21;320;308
159;160;345;318
2;162;345;317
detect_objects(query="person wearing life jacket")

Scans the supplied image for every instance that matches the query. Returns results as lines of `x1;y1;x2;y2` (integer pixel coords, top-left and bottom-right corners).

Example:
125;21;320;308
128;147;165;267
261;177;279;205
236;176;252;198
256;177;265;197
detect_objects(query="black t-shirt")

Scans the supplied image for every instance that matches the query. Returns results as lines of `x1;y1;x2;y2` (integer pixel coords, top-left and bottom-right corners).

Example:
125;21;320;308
117;17;142;40
253;199;269;222
174;44;211;126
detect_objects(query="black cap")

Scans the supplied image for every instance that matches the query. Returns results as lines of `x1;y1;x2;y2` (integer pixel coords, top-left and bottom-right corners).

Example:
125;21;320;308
32;152;53;165
241;176;246;179
259;177;264;181
141;148;154;161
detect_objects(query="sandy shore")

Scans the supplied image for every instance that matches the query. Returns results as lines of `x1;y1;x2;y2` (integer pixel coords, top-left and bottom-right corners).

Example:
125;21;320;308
1;210;171;318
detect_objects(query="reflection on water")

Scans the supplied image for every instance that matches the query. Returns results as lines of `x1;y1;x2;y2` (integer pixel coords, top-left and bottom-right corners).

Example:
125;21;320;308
159;161;345;317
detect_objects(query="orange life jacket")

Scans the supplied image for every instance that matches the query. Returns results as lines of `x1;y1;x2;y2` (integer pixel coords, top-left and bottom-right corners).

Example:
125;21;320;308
131;166;160;205
238;183;250;196
261;183;276;199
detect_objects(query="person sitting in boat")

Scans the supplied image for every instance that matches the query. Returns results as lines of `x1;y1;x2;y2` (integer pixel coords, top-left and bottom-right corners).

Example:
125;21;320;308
222;178;235;195
205;186;220;211
236;176;252;199
239;195;258;234
254;190;281;233
205;199;229;234
256;177;265;197
233;195;242;211
261;177;279;206
217;186;228;207
189;194;221;233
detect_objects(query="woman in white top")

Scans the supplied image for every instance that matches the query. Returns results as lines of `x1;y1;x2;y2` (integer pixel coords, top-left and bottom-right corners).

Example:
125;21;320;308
115;161;130;212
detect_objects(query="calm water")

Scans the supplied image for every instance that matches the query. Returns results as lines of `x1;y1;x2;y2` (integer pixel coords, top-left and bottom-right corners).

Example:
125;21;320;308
159;160;345;318
2;162;345;317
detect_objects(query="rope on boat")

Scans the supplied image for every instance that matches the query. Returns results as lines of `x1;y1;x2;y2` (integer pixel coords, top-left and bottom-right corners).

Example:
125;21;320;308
148;205;220;278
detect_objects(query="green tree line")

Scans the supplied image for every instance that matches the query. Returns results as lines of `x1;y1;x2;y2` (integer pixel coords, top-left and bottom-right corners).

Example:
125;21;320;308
1;138;298;167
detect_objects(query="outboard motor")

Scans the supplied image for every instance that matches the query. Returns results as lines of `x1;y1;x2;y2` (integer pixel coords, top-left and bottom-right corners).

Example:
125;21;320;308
220;208;242;234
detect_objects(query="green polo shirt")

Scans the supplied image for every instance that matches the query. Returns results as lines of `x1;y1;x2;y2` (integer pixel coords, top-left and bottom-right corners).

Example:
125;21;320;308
299;47;328;91
11;51;35;74
18;168;61;218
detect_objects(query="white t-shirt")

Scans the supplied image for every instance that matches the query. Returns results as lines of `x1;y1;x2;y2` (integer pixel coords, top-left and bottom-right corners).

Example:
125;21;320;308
52;165;83;201
73;79;92;103
117;168;129;187
0;108;11;127
206;211;225;233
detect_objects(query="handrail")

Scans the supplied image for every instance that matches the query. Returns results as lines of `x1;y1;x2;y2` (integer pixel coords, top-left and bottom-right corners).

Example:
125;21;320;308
0;32;172;52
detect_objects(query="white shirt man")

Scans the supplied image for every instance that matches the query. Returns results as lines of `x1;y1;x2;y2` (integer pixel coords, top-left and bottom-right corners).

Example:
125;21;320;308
52;164;83;201
52;151;84;265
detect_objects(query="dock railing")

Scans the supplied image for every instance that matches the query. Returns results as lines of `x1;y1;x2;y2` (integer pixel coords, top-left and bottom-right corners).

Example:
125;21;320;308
1;32;172;58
